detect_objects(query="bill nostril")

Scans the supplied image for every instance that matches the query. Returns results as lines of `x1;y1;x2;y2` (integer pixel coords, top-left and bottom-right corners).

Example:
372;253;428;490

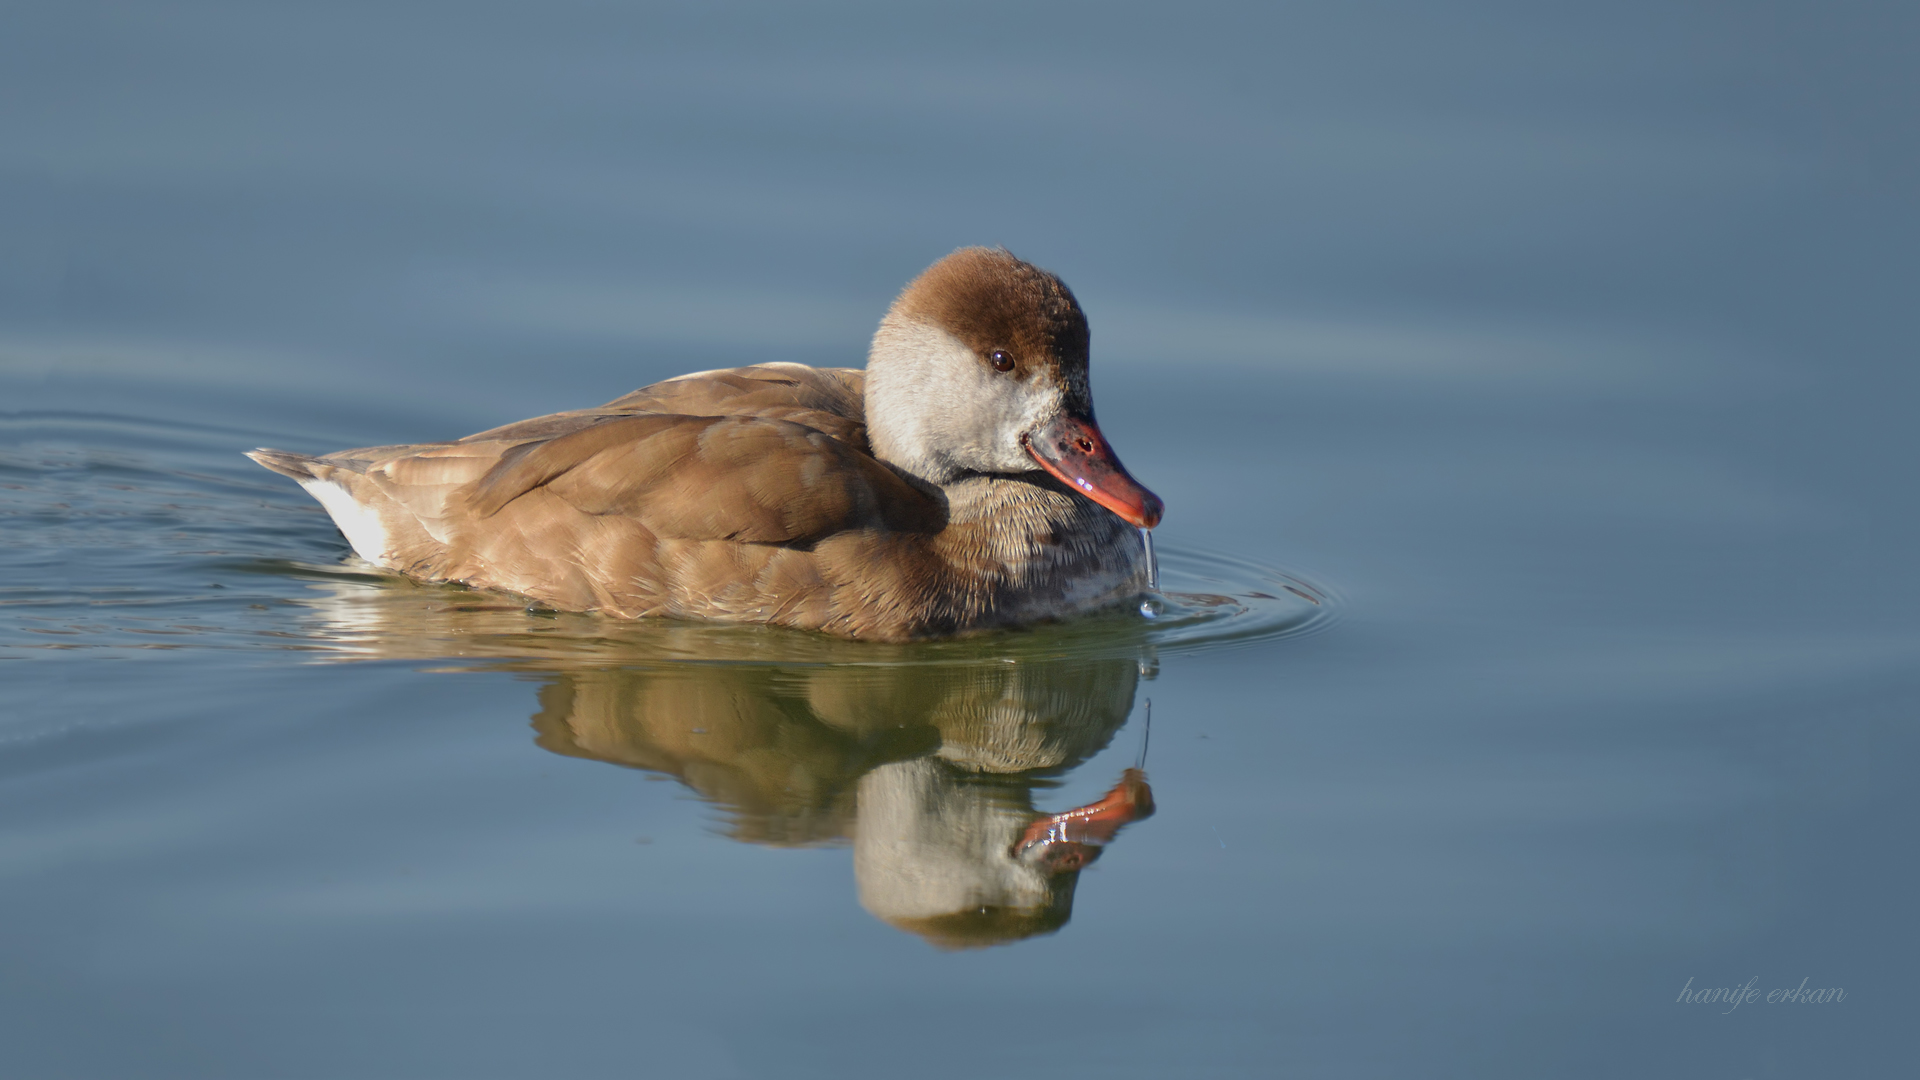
1076;437;1094;453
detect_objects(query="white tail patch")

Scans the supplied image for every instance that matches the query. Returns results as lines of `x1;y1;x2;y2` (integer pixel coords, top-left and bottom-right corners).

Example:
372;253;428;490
299;479;391;563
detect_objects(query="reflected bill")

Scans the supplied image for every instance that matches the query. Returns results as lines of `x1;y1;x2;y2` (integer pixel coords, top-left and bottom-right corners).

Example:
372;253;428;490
534;659;1155;949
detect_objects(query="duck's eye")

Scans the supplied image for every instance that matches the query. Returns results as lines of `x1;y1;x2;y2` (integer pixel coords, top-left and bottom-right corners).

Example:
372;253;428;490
989;350;1015;373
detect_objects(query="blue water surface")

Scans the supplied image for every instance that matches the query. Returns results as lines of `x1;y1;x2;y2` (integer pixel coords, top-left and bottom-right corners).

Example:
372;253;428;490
3;2;1916;1077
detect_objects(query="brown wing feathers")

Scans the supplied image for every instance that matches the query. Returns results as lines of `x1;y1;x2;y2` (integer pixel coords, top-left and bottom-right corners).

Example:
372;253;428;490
256;366;944;631
463;413;938;543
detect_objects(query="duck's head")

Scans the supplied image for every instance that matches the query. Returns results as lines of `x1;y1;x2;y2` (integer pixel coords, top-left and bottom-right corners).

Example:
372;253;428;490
864;247;1164;528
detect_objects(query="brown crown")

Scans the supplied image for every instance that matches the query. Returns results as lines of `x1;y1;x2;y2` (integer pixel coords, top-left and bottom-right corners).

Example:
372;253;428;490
889;247;1092;410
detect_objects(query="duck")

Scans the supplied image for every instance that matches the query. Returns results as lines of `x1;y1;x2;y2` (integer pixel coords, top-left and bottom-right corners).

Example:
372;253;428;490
248;247;1163;641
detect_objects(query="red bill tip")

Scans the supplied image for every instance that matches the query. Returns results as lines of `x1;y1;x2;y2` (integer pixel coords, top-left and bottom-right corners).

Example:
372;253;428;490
1022;415;1164;529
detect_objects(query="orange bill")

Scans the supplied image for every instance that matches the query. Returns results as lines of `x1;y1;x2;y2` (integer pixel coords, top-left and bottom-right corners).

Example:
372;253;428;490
1015;768;1156;872
1023;414;1165;528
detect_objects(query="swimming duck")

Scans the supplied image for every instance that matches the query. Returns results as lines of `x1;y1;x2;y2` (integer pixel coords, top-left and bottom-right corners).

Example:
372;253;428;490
249;247;1163;640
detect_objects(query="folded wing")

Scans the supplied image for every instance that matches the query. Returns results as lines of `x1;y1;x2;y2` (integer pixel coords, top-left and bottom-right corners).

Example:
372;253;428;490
459;412;938;541
252;366;942;620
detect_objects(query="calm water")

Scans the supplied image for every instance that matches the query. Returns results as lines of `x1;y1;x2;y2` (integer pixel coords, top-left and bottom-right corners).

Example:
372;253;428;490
4;2;1917;1077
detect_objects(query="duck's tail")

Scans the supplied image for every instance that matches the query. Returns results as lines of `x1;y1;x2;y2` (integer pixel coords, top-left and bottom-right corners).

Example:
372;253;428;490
246;448;395;564
246;448;323;481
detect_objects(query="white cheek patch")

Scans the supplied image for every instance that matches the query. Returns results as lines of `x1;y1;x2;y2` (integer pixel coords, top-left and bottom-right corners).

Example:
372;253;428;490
300;479;391;563
867;319;1065;475
973;373;1062;472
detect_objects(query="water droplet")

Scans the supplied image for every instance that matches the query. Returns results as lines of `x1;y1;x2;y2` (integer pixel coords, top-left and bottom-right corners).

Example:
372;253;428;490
1139;527;1160;591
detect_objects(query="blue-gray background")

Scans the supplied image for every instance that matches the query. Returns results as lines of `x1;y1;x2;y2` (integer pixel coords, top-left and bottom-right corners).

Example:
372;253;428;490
3;2;1915;1077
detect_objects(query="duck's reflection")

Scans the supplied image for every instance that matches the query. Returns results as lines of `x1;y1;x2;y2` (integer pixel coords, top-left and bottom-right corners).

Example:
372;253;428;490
279;568;1159;948
530;659;1154;948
